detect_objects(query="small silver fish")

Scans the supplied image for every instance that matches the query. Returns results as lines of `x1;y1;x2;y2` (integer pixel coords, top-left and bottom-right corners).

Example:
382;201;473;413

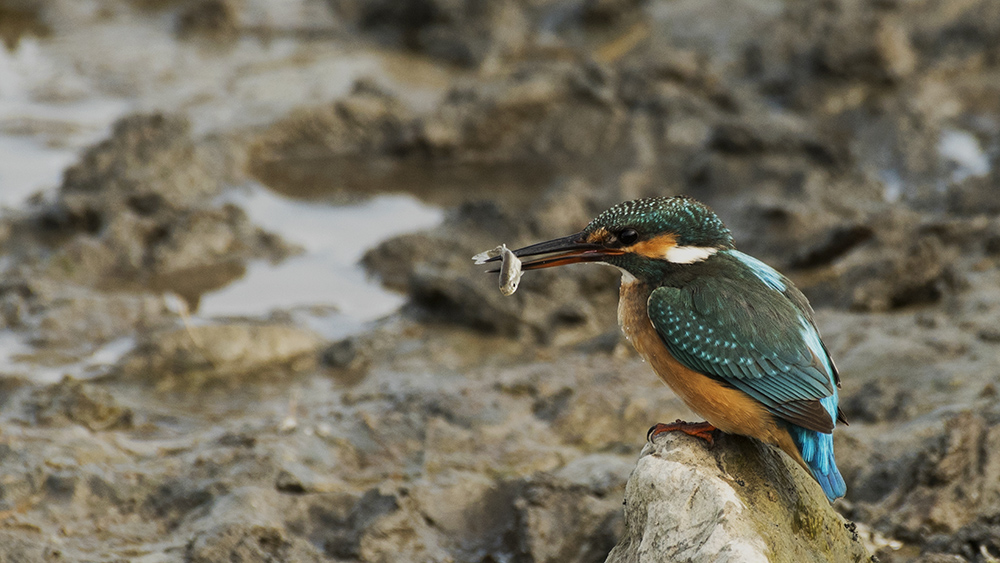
472;244;523;296
498;245;523;296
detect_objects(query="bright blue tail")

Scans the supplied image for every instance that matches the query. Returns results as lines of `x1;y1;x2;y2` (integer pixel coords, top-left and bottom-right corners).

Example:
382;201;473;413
788;394;846;502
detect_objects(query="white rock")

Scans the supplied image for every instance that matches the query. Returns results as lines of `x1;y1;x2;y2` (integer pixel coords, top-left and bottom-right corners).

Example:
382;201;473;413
606;432;871;563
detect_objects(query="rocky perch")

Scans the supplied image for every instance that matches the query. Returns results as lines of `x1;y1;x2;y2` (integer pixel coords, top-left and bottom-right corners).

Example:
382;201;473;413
607;432;872;563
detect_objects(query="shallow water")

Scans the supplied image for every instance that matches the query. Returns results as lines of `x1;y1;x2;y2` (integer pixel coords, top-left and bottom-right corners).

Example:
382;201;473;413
938;129;991;184
0;1;454;200
0;5;453;380
200;184;443;338
0;37;130;207
0;332;136;384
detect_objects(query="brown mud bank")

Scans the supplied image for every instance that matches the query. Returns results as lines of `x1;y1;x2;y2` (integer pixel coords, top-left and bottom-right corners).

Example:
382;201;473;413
0;0;999;561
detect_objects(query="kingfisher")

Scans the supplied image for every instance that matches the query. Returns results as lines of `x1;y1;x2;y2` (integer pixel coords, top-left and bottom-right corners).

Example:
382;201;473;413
483;196;846;501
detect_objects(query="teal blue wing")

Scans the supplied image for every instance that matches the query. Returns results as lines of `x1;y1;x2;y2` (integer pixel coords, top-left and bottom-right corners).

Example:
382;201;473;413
647;254;838;433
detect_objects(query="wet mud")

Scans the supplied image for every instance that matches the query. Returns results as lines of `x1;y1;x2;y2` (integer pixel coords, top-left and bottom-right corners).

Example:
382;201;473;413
0;0;999;561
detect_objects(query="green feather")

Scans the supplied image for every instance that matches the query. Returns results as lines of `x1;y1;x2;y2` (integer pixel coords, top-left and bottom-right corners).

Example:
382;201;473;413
586;196;734;249
647;252;838;433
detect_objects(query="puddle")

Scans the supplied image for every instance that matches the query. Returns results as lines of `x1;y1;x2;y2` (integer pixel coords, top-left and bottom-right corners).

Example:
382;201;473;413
0;333;135;384
0;5;460;379
0;37;131;208
0;7;454;208
0;185;444;380
938;129;990;184
197;184;443;339
0;135;78;209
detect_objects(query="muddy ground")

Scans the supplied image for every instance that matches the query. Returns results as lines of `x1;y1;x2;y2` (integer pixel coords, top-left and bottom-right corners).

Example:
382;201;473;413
0;0;999;561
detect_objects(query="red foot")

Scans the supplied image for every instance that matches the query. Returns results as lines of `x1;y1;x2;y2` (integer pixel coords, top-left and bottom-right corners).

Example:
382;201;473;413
647;420;718;446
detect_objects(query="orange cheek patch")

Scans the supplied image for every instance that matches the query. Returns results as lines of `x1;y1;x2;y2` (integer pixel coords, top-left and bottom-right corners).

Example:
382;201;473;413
628;233;678;259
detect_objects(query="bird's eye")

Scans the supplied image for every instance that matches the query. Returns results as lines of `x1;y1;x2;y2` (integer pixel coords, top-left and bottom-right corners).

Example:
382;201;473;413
618;229;639;245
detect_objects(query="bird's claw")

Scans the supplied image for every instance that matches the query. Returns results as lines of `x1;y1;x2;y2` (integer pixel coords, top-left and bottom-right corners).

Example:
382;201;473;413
647;420;718;446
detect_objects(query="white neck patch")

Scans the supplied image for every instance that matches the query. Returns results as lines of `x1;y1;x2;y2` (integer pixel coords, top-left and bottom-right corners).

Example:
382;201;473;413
617;267;637;285
664;245;718;264
600;263;638;285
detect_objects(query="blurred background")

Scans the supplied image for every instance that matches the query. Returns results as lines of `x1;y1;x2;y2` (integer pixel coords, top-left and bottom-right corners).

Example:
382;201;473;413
0;0;998;561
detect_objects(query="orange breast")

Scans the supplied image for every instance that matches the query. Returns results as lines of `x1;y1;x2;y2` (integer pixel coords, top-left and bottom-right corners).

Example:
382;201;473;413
618;280;805;466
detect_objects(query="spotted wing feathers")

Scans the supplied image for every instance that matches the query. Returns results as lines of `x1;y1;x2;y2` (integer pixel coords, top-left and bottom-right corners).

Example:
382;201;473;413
648;275;838;434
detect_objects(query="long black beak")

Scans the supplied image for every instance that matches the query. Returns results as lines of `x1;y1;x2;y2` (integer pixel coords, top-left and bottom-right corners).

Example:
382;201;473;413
484;232;621;271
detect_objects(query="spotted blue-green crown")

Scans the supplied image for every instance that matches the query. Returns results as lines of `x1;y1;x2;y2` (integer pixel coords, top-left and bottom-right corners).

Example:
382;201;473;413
586;196;735;248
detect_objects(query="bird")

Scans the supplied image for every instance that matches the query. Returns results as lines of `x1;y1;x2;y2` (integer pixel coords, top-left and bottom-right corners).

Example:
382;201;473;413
483;196;846;502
